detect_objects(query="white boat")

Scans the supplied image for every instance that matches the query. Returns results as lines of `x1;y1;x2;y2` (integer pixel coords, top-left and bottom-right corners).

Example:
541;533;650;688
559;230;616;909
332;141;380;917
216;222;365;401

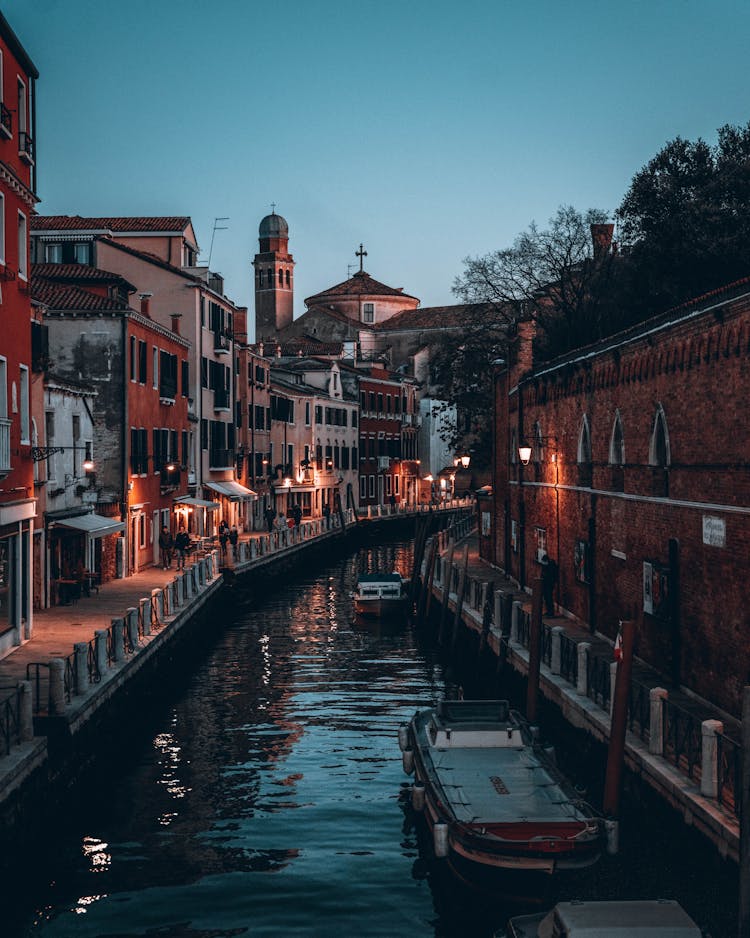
401;699;603;875
501;899;703;937
353;573;408;618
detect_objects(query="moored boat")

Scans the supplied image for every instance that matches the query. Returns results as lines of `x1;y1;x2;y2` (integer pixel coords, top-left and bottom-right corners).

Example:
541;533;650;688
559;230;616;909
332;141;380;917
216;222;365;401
500;899;703;937
353;572;408;618
400;699;603;875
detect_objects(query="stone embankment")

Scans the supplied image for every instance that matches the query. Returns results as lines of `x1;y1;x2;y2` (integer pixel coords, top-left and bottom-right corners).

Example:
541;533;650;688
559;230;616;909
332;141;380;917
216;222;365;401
420;523;741;864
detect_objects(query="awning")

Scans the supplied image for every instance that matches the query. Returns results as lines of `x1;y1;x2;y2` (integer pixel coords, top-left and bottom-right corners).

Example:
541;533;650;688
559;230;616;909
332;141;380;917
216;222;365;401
204;480;257;500
53;513;125;538
174;496;220;509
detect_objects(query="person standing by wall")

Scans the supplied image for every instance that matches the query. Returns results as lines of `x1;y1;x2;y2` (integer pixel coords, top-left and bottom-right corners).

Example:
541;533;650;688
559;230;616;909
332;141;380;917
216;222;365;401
540;553;558;617
159;526;174;570
229;525;239;559
174;527;190;570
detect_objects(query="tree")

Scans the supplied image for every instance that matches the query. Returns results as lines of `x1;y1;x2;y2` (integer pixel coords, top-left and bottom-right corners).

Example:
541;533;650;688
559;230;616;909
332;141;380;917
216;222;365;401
428;305;509;466
617;121;750;314
453;205;617;361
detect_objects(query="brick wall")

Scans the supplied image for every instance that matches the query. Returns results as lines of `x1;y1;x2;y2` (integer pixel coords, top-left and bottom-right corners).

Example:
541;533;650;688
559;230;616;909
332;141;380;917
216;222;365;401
494;284;750;716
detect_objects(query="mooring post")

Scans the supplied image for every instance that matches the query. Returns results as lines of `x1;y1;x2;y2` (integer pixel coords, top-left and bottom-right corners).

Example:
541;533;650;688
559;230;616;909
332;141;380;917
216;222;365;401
603;618;635;822
437;540;455;643
74;642;88;694
19;680;33;742
95;629;108;675
112;617;125;662
48;658;65;715
450;544;470;647
526;578;543;724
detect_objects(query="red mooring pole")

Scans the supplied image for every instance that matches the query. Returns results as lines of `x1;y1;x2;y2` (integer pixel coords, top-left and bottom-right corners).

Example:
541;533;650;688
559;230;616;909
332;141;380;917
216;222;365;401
603;619;635;818
526;577;543;725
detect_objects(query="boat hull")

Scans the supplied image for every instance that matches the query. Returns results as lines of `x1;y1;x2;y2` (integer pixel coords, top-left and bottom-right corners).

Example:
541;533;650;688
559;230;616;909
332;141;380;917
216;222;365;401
354;597;408;618
405;701;603;876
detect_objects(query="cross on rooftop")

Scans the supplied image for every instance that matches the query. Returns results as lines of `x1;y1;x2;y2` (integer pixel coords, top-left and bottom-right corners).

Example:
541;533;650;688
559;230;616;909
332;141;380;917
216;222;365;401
355;243;367;272
271;202;276;214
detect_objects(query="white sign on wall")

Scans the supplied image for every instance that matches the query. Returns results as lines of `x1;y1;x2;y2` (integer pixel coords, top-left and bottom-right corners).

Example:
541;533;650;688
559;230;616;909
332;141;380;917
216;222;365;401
702;515;726;548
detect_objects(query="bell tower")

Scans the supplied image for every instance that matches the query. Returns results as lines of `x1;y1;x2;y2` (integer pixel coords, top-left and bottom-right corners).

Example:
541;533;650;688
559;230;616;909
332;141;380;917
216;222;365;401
253;209;294;342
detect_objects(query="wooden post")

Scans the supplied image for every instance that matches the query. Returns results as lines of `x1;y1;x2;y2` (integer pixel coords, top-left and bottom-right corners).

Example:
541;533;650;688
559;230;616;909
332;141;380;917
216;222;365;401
420;538;438;623
451;545;469;648
497;592;513;676
526;578;543;724
603;618;635;818
438;540;455;643
739;685;750;937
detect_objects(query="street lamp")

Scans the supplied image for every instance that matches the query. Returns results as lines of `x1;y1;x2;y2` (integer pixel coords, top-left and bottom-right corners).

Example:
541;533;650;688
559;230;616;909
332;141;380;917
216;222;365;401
518;436;557;465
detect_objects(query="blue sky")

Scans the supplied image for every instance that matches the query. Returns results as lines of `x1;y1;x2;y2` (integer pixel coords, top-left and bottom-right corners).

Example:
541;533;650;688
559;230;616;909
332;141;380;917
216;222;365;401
6;0;749;338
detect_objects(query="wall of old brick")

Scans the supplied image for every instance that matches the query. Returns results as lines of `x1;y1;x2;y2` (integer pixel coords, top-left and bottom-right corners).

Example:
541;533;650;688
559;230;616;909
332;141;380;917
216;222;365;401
495;286;750;716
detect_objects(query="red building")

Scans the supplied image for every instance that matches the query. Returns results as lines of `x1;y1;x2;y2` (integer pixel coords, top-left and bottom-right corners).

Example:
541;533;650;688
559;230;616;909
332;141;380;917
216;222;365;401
491;281;750;716
357;366;418;507
31;267;191;580
0;14;37;653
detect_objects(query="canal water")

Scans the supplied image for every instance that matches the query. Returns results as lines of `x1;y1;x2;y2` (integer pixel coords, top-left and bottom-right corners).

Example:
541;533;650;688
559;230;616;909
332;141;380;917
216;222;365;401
9;538;738;936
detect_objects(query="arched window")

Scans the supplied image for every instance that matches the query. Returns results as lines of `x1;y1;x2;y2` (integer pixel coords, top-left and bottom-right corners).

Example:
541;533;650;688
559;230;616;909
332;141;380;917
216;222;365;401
577;414;592;486
577;414;592;464
533;422;543;464
285;270;290;287
649;405;670;467
510;428;517;464
278;269;283;286
609;411;624;466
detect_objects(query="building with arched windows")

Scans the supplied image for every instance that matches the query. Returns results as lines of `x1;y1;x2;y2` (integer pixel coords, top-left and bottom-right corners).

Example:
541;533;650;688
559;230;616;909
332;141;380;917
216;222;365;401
490;278;750;717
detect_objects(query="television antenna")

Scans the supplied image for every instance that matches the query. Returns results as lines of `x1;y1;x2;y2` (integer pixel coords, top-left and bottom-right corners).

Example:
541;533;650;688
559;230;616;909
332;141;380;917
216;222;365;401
207;217;229;268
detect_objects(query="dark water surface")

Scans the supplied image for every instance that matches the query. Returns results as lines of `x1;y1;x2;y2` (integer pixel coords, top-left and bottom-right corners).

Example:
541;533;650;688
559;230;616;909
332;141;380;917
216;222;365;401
10;539;738;936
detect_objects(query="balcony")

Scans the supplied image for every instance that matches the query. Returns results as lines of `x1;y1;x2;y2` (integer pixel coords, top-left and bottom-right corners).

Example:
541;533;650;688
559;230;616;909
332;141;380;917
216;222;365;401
213;329;231;354
209;448;234;470
0;103;11;139
377;456;391;469
213;388;230;411
18;131;33;164
0;418;9;478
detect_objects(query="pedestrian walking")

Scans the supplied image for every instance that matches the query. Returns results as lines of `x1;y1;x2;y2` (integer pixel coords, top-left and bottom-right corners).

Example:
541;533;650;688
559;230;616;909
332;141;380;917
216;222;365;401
229;525;239;559
219;523;229;557
540;553;558;617
174;527;190;570
158;526;173;569
264;506;276;532
292;503;302;527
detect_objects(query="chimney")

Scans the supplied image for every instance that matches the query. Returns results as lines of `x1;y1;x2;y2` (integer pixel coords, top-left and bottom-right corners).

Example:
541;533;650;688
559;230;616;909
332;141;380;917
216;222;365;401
171;313;182;335
591;224;615;259
139;292;153;317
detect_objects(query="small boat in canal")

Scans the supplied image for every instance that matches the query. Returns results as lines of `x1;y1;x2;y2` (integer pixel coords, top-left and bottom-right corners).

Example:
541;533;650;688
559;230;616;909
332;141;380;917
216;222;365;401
353;572;409;618
400;699;604;875
500;899;703;937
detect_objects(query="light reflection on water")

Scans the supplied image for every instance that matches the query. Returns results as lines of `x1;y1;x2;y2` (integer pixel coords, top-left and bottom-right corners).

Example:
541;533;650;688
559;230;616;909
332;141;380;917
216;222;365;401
13;539;736;937
20;541;507;937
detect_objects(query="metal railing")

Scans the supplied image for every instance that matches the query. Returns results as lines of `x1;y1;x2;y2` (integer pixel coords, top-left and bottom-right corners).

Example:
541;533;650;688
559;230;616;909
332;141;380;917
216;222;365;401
717;732;741;815
559;632;578;685
586;654;611;710
0;685;21;756
663;698;702;782
627;678;651;741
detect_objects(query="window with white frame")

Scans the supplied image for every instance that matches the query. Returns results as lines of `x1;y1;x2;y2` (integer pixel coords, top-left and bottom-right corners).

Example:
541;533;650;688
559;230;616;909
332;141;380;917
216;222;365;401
368;474;375;497
360;475;367;499
19;365;28;443
362;302;374;323
17;212;27;279
44;242;62;263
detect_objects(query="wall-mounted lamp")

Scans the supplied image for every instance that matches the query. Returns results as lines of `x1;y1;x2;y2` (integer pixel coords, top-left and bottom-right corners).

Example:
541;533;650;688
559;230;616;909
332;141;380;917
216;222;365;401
518;437;557;465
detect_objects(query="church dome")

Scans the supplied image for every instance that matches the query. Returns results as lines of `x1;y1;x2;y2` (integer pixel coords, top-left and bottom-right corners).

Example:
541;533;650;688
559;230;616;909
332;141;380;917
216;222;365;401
259;212;288;239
